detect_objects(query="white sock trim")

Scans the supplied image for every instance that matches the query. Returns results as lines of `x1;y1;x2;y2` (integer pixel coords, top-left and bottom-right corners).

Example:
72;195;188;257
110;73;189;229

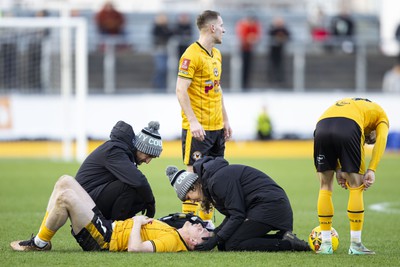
321;230;332;243
34;235;48;248
350;230;362;243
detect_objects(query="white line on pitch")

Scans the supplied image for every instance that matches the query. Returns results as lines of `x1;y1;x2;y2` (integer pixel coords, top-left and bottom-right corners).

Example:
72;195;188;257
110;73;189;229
368;202;400;214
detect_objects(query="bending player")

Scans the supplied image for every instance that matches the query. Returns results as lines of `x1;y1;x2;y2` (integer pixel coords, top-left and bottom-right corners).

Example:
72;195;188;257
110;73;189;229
313;97;389;255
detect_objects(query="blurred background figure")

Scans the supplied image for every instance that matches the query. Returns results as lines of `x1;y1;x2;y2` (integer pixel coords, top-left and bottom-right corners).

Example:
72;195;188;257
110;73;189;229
95;1;127;52
0;10;17;89
396;23;400;44
235;13;261;90
95;1;125;36
329;9;355;53
309;6;330;50
256;105;273;140
382;55;400;93
395;22;400;56
267;16;290;84
70;9;81;17
151;12;173;90
173;13;193;58
28;9;50;91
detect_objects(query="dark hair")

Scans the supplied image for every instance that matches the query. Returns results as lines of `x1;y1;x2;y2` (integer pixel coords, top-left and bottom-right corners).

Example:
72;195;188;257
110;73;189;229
192;179;214;212
196;10;220;30
200;199;213;213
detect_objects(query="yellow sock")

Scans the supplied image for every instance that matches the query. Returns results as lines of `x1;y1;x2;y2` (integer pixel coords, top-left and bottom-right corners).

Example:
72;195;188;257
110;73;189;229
39;212;49;232
37;224;56;242
182;200;198;215
198;204;214;221
347;184;365;232
318;189;334;231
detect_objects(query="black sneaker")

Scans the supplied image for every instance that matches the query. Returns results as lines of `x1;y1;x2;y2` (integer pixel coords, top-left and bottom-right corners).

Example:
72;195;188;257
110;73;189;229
282;231;311;251
10;235;52;251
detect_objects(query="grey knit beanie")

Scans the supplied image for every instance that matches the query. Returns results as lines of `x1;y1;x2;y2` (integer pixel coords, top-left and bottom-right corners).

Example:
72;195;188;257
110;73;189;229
135;121;163;157
166;166;198;201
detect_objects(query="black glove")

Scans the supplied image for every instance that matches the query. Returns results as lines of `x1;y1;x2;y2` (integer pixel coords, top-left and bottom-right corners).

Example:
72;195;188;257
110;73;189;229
142;200;156;218
194;235;219;251
213;225;221;235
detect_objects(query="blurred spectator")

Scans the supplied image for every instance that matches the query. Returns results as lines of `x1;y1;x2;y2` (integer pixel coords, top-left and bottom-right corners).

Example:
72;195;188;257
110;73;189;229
0;11;17;89
95;1;125;36
236;13;261;89
70;9;81;17
395;23;400;53
95;2;129;52
151;13;173;90
309;6;329;44
395;23;400;41
173;13;193;58
28;9;50;90
329;10;355;53
256;105;273;140
382;55;400;93
267;16;290;84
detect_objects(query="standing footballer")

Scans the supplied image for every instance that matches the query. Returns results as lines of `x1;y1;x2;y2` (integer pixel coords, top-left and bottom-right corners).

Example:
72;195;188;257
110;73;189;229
175;10;232;223
313;97;389;255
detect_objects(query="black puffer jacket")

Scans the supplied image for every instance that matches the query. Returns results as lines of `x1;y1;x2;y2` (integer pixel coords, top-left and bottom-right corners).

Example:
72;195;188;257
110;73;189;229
193;156;293;242
75;121;155;205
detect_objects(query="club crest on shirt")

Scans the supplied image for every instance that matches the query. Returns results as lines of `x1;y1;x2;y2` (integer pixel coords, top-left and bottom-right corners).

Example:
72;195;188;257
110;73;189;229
335;100;350;106
192;151;202;161
180;59;191;70
213;68;219;77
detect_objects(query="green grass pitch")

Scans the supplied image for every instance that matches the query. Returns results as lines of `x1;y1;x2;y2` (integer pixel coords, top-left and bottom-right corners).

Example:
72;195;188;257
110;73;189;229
1;154;399;266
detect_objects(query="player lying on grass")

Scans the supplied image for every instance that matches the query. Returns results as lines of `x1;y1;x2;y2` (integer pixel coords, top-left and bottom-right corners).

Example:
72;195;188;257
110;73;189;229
10;175;210;252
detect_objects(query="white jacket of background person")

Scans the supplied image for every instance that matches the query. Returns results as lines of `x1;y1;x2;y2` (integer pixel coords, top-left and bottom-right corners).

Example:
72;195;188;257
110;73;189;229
382;64;400;93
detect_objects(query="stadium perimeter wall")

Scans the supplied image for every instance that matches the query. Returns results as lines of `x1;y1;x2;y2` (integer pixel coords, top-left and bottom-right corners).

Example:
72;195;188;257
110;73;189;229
0;92;399;141
0;140;379;159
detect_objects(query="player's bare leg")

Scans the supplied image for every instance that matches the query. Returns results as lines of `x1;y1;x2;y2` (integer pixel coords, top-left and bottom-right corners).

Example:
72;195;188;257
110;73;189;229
11;175;95;251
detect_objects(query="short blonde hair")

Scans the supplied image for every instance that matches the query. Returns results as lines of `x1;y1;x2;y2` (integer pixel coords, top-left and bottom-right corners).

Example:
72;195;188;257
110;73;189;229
196;10;220;30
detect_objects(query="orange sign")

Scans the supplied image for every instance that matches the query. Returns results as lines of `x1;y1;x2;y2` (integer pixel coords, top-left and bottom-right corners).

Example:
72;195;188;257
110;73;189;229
0;97;12;129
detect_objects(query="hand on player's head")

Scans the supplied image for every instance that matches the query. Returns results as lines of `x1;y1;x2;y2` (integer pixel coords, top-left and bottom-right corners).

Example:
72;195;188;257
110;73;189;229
183;221;210;250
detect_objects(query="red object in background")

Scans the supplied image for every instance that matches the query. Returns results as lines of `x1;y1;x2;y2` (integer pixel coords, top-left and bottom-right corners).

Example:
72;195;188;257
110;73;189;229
312;28;329;42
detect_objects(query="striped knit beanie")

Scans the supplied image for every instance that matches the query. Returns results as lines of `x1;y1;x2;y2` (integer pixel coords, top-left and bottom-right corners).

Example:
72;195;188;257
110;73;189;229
135;121;163;157
166;166;199;201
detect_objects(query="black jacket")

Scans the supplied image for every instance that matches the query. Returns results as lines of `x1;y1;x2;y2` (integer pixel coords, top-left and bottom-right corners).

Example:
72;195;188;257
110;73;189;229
75;121;155;205
193;156;293;242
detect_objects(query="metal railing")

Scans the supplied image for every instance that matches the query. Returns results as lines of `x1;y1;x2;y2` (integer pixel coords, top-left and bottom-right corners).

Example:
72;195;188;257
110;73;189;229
0;34;392;94
99;37;384;93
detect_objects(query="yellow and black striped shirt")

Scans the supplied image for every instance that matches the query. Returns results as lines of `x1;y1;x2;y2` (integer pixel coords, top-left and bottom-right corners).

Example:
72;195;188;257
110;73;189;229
109;219;188;252
178;42;223;131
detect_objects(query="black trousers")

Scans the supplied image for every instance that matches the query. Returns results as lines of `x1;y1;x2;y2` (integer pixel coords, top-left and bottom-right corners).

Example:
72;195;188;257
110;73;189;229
95;180;146;221
223;219;292;251
241;50;253;89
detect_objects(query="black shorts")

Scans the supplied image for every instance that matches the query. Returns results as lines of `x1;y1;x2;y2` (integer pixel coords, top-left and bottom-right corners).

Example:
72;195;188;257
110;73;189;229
314;117;364;174
71;207;113;251
182;129;225;166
